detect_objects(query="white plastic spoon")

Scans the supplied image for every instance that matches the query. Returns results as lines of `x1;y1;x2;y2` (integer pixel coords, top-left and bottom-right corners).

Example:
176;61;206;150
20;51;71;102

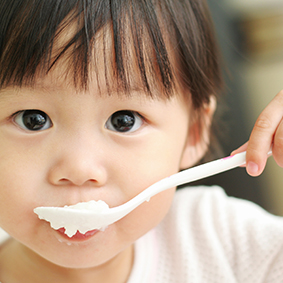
34;151;269;237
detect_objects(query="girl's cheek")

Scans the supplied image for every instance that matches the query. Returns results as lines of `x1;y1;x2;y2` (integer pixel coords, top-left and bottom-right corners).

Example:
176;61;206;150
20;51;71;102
118;187;176;241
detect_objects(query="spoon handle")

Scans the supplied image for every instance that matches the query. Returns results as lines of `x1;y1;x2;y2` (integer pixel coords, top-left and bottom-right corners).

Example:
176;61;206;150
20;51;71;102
143;150;272;203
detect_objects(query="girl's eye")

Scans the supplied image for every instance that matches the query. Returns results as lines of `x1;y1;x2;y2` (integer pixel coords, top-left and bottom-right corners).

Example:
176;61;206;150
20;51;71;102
105;110;143;133
13;110;52;131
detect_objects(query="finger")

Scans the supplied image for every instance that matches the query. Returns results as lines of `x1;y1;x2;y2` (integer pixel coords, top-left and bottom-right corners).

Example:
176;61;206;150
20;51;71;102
273;117;283;167
230;142;248;167
231;142;248;156
246;90;283;176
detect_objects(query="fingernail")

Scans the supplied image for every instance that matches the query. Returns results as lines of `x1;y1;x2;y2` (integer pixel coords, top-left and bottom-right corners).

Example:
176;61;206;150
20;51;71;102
247;161;259;175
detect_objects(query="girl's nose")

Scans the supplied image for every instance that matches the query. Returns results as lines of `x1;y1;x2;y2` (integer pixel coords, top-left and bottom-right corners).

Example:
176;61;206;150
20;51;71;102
48;140;108;187
49;159;107;187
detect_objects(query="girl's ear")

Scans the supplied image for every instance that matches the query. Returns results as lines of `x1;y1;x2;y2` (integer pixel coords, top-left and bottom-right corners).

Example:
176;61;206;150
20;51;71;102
179;96;217;169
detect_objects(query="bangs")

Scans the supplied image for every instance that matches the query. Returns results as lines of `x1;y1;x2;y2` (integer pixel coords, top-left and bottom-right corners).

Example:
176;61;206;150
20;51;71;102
0;0;222;107
0;0;175;98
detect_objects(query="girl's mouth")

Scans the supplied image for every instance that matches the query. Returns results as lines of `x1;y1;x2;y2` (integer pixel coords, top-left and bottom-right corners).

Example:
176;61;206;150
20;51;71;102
57;227;99;241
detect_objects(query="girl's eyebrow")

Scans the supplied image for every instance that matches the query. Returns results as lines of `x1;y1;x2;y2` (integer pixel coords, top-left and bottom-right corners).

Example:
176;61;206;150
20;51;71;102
0;75;165;100
30;81;69;92
0;83;63;94
0;86;61;101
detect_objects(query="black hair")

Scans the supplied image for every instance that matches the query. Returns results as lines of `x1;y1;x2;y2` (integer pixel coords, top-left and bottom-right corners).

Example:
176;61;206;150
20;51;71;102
0;0;222;111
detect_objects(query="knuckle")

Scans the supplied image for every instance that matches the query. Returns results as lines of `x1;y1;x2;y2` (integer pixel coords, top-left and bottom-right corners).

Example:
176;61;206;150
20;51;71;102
246;146;260;158
254;115;272;132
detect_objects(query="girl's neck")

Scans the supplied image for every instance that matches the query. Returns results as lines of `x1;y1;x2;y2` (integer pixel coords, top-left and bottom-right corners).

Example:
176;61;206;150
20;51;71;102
0;239;134;283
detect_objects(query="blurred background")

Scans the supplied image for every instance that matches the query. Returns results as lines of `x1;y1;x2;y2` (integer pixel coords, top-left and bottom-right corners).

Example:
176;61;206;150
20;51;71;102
198;0;283;215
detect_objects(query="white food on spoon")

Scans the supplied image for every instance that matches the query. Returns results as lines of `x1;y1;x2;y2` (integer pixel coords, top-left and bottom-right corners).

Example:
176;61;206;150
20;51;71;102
34;200;110;237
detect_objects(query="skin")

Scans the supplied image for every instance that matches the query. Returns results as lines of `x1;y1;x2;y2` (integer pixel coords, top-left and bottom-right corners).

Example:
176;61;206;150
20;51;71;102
0;61;212;282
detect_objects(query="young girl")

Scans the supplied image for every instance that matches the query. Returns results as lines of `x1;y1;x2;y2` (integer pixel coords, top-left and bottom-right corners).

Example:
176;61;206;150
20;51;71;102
0;0;282;282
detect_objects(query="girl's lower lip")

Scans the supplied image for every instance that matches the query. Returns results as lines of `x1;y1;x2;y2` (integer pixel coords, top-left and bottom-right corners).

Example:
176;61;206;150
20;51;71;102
57;228;99;241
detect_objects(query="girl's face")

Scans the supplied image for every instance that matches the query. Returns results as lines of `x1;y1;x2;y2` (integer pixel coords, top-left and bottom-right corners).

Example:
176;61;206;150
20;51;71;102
0;62;207;272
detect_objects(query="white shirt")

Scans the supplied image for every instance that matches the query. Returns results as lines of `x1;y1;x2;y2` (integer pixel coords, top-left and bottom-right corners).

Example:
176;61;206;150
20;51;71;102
128;186;283;283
